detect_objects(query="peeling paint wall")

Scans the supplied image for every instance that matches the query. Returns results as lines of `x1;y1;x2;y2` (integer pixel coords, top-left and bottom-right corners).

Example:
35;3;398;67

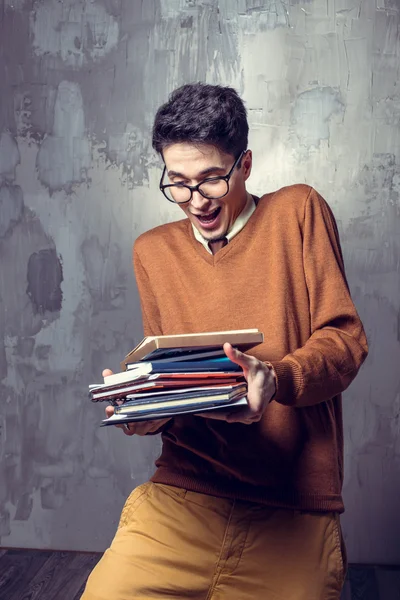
0;0;399;563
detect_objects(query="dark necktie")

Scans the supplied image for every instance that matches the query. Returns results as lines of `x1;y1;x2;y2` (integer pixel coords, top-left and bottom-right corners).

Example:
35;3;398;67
208;237;228;255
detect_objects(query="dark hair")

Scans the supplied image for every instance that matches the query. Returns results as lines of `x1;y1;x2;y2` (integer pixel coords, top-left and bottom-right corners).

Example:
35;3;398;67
152;83;248;158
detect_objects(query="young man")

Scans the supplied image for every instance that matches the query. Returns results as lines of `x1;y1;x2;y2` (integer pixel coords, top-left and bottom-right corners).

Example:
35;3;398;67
83;83;368;600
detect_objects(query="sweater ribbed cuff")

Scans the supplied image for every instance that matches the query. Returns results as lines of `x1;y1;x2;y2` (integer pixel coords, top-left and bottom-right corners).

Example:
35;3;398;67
269;359;304;406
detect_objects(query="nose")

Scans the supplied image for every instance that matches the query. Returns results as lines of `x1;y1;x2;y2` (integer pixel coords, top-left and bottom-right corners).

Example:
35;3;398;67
190;190;211;211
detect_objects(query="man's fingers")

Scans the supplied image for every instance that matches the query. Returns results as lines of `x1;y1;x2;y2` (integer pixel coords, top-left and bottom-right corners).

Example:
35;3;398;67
196;401;260;423
105;405;114;418
121;420;162;436
103;410;169;436
102;368;113;378
104;402;133;434
121;423;136;435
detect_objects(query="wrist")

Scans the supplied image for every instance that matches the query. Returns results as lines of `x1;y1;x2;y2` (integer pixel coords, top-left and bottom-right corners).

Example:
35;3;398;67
264;361;277;402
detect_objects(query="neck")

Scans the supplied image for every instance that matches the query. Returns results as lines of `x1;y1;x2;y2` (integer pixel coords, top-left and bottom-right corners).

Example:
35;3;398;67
230;192;251;229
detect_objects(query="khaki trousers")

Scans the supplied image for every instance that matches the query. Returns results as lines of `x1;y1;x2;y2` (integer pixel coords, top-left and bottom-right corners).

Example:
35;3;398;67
82;482;346;600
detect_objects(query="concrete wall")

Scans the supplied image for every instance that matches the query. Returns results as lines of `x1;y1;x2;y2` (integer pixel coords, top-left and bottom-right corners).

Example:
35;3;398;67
0;0;399;563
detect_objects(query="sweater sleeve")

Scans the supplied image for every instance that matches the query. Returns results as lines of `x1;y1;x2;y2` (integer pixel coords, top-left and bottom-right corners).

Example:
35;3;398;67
270;187;368;407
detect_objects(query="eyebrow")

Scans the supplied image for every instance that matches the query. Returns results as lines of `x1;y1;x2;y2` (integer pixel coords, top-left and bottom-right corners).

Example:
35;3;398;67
167;165;227;179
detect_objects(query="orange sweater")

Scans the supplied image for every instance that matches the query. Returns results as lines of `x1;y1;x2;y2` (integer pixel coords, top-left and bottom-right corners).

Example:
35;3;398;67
133;184;368;512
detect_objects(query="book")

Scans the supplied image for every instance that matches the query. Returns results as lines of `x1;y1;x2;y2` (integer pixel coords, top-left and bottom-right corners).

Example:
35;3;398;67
120;329;263;368
127;348;226;365
119;383;247;412
89;328;261;425
123;383;242;403
115;393;246;416
104;357;241;387
100;396;248;425
90;381;163;402
90;373;244;402
128;356;240;372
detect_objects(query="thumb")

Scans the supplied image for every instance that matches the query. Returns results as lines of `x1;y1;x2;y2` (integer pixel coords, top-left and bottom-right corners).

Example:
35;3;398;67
223;343;251;369
102;368;113;378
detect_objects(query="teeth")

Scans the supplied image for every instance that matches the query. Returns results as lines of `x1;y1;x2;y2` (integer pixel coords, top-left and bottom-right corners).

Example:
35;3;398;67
200;209;218;220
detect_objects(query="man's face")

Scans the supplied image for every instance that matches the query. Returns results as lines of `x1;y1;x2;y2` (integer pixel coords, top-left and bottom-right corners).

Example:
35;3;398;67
162;143;252;242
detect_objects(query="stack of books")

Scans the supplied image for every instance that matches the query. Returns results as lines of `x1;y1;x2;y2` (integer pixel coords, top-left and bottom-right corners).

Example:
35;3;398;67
89;329;263;427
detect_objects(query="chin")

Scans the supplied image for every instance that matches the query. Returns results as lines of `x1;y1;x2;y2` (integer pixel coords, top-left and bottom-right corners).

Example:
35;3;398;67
203;231;226;242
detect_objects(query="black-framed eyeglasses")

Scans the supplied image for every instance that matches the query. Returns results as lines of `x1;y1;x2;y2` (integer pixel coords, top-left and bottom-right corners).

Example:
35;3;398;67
159;150;245;204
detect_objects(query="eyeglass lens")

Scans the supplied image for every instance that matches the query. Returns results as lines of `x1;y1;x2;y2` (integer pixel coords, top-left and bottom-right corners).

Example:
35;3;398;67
163;179;229;203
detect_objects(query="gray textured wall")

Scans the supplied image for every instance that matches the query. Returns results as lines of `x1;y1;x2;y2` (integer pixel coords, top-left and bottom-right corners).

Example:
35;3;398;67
0;0;399;563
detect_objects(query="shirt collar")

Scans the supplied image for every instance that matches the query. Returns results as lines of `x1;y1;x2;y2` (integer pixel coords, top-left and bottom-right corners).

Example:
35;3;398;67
192;194;256;254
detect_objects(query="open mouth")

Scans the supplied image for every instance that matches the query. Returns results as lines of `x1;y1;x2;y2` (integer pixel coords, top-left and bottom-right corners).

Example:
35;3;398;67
195;207;221;225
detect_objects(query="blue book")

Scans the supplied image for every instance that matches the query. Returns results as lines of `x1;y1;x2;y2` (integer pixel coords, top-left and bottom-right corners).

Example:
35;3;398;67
128;356;241;374
103;357;241;387
136;348;226;364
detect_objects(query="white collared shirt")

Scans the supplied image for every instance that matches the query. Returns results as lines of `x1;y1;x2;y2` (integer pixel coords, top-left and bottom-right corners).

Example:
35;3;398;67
192;194;256;254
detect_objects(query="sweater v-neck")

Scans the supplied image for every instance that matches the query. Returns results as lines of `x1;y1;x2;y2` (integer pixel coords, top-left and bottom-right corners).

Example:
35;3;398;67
187;195;260;266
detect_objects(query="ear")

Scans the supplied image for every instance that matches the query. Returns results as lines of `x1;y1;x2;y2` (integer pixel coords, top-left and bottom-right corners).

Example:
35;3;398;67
242;150;252;181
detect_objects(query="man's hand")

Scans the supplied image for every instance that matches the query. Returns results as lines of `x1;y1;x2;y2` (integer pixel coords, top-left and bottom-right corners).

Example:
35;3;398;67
103;369;171;436
198;343;277;425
